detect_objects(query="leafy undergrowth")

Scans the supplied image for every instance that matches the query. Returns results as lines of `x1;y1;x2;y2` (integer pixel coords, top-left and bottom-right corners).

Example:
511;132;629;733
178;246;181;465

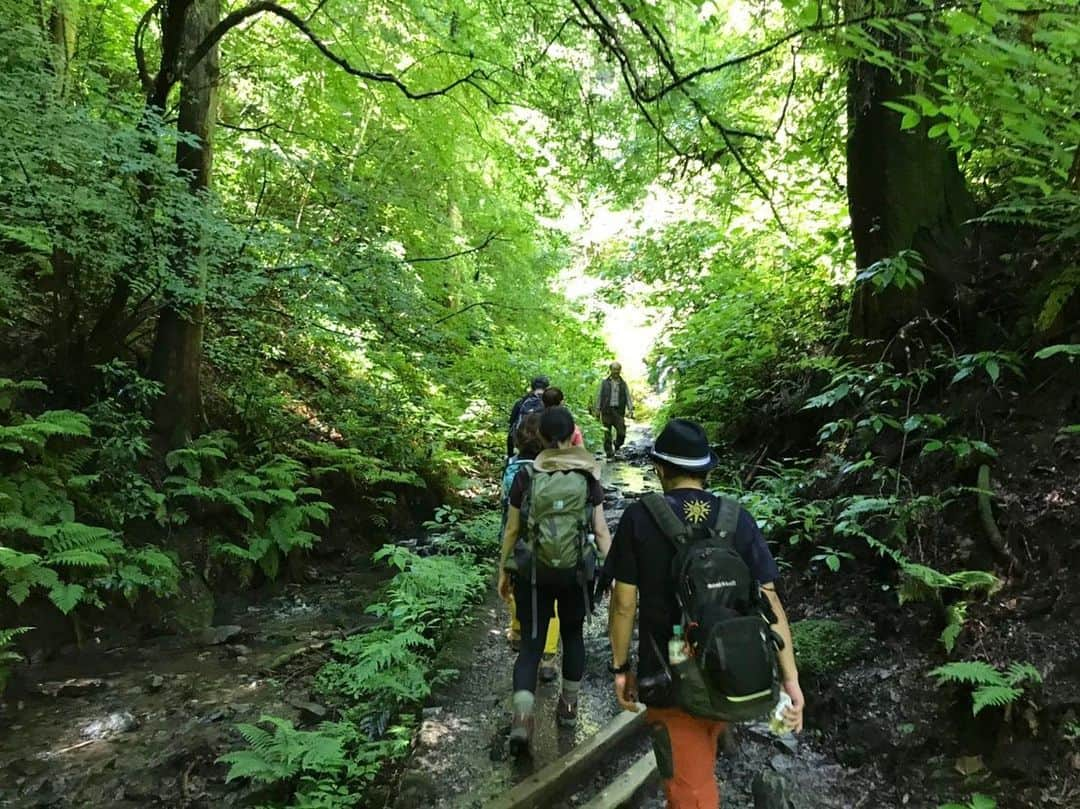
218;510;501;808
727;347;1080;807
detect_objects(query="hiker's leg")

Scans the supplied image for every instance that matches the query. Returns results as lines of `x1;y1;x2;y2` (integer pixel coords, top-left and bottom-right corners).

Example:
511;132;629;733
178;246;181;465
613;411;627;451
647;707;726;809
602;411;615;457
512;579;555;693
543;600;559;656
555;585;587;682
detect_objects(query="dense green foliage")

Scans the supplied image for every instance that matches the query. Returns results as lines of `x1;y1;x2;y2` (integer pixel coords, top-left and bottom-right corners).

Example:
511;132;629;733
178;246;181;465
1;0;1076;805
0;0;609;644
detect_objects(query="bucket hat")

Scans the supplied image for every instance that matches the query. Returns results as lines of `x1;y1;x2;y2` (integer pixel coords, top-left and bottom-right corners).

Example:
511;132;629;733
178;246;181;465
649;418;719;472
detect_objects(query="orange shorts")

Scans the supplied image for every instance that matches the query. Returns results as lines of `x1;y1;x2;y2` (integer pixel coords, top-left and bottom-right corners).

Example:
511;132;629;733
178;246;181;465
647;706;728;808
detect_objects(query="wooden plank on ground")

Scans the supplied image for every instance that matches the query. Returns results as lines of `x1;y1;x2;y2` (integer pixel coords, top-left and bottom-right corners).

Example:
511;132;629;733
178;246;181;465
485;708;647;809
579;750;658;809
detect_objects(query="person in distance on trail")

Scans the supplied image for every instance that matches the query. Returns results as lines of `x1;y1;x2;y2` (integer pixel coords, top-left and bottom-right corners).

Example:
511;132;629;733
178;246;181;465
502;414;562;673
606;419;804;809
497;406;612;756
594;362;634;459
542;386;585;447
507;375;549;459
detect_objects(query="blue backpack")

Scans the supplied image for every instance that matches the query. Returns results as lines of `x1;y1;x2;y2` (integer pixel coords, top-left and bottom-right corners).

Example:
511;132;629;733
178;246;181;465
501;457;533;508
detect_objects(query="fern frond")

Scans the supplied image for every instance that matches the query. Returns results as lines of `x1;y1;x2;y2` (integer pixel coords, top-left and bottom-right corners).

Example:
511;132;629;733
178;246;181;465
46;550;111;568
929;661;1005;687
972;685;1022;715
1005;662;1042;686
48;582;86;614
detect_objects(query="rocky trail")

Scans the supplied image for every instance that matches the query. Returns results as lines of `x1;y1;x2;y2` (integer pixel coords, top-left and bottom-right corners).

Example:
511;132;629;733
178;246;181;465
3;422;1078;809
392;429;866;809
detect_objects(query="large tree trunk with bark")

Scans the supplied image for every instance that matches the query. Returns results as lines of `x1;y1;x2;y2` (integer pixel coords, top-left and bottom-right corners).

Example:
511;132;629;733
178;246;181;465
150;0;219;445
845;38;976;343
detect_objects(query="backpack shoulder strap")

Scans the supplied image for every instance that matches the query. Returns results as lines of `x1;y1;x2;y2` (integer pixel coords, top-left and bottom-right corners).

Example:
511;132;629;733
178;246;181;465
519;464;536;529
640;492;689;549
715;496;740;540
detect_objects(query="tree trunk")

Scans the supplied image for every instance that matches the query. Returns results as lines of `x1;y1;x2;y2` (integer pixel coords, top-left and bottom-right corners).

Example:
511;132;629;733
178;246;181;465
150;0;219;445
45;0;78;97
845;38;975;343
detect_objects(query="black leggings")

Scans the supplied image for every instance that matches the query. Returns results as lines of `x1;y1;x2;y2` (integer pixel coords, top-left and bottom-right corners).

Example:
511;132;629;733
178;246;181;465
512;576;588;693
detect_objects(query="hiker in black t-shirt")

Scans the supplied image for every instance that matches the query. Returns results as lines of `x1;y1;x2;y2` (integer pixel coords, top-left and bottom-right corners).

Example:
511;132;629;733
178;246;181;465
606;419;804;808
496;407;612;756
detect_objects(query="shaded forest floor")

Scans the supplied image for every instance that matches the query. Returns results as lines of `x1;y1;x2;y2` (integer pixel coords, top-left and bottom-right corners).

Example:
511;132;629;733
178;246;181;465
1;373;1078;809
0;558;391;807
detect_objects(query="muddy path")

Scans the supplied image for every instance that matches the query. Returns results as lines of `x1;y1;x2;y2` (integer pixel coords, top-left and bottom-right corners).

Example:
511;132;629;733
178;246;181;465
392;428;868;809
0;560;388;808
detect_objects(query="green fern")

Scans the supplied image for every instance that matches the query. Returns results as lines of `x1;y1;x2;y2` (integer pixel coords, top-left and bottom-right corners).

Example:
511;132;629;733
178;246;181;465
929;661;1004;687
0;379;48;412
0;410;92;454
218;716;352;784
0;625;31;692
930;659;1042;715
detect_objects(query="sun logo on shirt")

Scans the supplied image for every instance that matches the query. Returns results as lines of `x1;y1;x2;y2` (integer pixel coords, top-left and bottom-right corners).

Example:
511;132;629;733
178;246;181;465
683;499;711;524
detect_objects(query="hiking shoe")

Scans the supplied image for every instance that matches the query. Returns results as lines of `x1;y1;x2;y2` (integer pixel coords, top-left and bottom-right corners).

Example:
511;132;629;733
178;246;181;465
508;713;533;757
555;694;578;728
539;656;558;683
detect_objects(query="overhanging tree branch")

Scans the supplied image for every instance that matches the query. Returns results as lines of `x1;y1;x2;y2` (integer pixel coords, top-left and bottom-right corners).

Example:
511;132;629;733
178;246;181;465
639;3;980;103
405;232;501;264
185;1;489;100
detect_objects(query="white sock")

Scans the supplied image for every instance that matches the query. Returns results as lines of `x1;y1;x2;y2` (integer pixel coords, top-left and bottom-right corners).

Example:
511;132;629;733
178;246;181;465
512;690;535;717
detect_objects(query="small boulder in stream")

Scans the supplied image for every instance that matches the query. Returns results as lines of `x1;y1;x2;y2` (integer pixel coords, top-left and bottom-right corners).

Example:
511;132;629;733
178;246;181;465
154;574;215;635
752;769;795;809
81;711;138;739
198;625;244;646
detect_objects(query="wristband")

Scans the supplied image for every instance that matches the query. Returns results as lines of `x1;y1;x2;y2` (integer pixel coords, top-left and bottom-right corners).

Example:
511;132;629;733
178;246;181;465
608;660;632;675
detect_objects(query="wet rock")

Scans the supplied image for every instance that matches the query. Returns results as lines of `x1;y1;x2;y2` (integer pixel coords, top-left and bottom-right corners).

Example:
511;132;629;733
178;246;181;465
199;625;243;646
838;718;893;767
992;738;1048;779
293;701;329;722
37;678;105;697
752;769;795;809
227;643;251;657
769;753;795;774
751;769;794;803
147;674;165;692
81;711;138;739
394;770;439;808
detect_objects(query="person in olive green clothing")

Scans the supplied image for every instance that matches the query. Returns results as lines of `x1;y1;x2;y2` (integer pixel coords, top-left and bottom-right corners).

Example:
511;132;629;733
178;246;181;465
594;362;634;459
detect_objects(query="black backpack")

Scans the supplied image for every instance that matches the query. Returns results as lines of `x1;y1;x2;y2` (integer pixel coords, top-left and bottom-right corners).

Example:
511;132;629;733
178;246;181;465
641;492;781;722
514;393;546;434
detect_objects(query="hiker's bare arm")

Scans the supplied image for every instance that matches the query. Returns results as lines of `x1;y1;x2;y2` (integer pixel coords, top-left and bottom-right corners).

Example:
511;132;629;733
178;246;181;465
496;508;520;602
761;585;796;680
762;584;805;731
499;507;520;568
609;581;636;667
592;505;612;556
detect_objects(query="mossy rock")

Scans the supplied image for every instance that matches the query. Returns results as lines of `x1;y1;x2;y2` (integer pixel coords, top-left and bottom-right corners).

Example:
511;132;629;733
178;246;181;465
791;618;872;677
156;574;215;635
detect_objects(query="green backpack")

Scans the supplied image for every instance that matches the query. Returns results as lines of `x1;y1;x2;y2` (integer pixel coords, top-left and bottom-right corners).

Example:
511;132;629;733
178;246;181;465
509;467;597;637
